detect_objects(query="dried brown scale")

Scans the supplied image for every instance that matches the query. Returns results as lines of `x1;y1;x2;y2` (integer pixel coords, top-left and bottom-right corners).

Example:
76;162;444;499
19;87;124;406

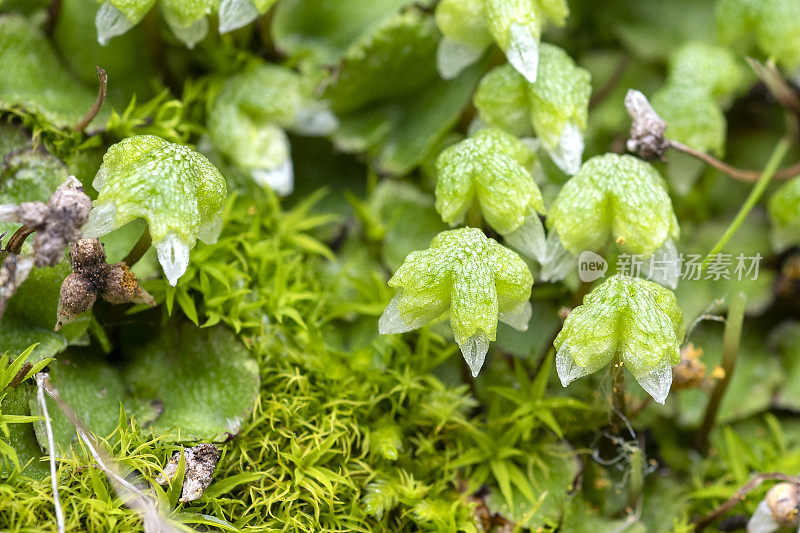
32;177;92;267
672;343;707;391
156;444;220;502
766;483;800;527
0;254;34;322
55;238;155;330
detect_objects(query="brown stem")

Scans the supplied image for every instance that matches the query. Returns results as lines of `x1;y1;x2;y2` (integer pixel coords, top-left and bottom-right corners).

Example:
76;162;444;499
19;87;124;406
44;0;62;36
75;67;108;133
693;473;800;532
745;57;800;116
121;227;152;267
667;140;800;183
4;226;36;255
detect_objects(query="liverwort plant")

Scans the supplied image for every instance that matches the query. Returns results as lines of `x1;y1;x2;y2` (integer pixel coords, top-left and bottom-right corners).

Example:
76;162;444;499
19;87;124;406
546;153;680;284
82;135;226;286
95;0;277;47
555;274;685;404
379;227;533;377
207;62;337;196
434;0;568;83
473;44;591;175
435;128;548;262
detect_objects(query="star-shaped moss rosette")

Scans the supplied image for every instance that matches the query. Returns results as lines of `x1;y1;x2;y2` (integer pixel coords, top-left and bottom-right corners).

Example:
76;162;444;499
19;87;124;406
435;128;547;262
81;135;227;286
207;63;337;196
473;44;591;175
716;0;800;72
95;0;277;47
379;227;533;377
768;176;800;252
434;0;568;82
555;274;684;404
546;153;680;284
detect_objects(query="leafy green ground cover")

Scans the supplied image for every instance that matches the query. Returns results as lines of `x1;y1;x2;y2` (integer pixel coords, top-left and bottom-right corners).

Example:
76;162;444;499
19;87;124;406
1;0;800;531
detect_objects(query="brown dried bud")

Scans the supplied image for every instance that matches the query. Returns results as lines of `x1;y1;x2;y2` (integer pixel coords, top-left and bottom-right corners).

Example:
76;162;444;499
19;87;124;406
625;89;669;161
56;272;97;329
101;263;155;306
69;238;106;272
55;238;154;329
766;483;800;528
156;444;220;502
672;343;706;391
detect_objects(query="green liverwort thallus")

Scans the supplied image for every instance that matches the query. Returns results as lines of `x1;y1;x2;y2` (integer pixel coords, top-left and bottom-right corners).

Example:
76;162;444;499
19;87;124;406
555;274;684;404
435;128;548;262
379;227;533;377
82;135;227;286
546;153;680;285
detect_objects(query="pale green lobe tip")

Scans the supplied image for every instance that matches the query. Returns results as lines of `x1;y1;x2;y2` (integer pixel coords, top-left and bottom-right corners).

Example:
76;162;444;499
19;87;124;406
768;176;800;251
379;227;533;377
219;0;274;33
549;153;679;256
434;128;543;236
84;135;226;285
528;43;591;172
434;0;491;79
555;275;684;403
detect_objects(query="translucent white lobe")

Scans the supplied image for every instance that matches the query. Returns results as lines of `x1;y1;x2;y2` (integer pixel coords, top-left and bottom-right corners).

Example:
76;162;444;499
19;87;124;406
499;300;532;331
505;23;539;83
504;213;547;264
378;294;436;335
293;106;339;136
556;346;591;387
436;38;485;80
458;331;490;377
218;0;260;34
156;233;191;286
166;16;209;49
540;231;576;282
645;238;680;289
547;121;584;176
95;2;135;45
634;363;673;405
252;158;295;197
81;202;119;238
0;204;20;223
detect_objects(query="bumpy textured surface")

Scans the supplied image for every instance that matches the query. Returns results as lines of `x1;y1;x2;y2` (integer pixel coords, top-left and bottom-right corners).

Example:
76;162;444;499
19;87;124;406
548;153;679;255
716;0;800;70
665;42;743;100
380;227;533;376
485;0;568;83
473;64;532;137
435;128;542;235
84;135;226;285
768;176;800;251
434;0;491;48
528;43;591;151
653;85;726;155
0;15;97;128
554;275;684;403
